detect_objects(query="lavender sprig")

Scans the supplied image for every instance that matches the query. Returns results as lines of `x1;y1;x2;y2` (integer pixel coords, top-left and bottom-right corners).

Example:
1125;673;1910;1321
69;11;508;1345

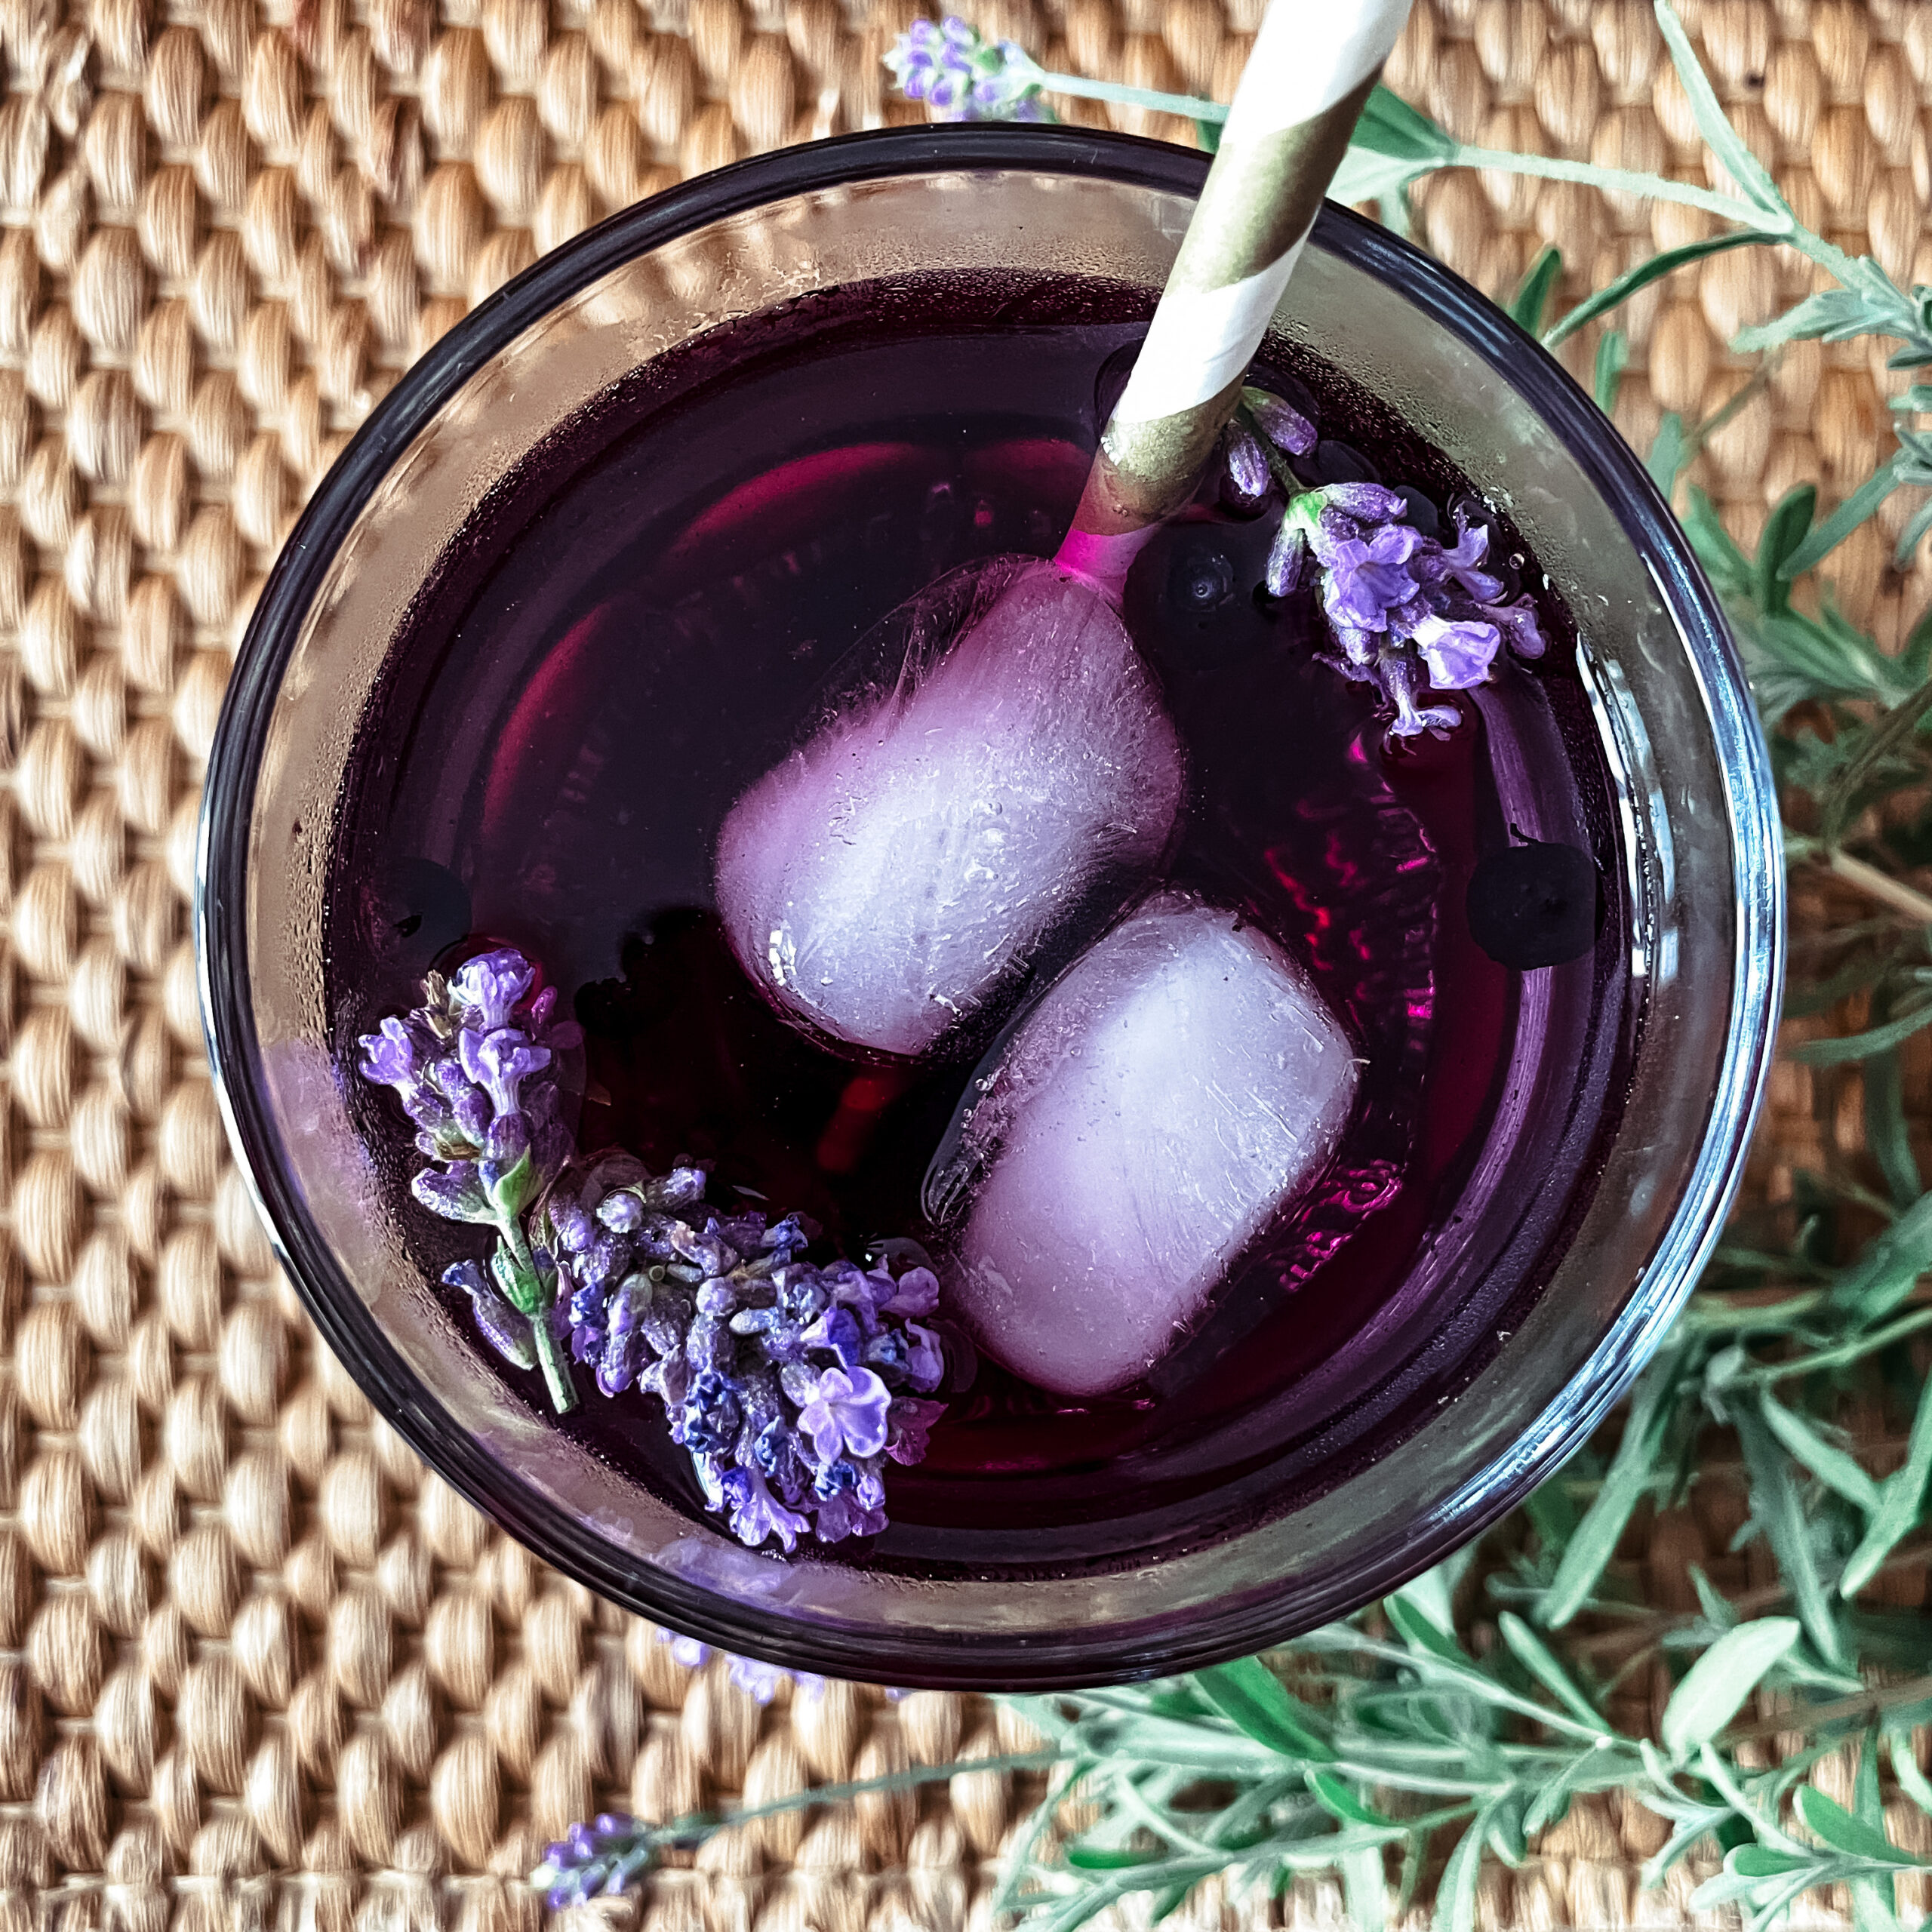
1237;389;1546;740
884;17;1053;122
358;948;583;1413
357;947;954;1550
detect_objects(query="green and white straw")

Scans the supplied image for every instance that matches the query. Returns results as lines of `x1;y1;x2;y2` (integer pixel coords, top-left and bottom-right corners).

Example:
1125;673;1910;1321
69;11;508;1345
1058;0;1414;597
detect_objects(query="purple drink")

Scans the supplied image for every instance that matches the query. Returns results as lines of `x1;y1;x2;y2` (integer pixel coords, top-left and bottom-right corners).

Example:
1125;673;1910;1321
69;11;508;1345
326;269;1631;1562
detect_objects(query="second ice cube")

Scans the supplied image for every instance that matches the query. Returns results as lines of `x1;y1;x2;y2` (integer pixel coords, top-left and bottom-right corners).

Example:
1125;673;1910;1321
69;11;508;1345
945;892;1358;1398
714;558;1185;1057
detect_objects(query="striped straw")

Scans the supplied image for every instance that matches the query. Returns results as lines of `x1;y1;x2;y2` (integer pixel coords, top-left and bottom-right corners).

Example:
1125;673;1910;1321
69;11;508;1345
1058;0;1414;599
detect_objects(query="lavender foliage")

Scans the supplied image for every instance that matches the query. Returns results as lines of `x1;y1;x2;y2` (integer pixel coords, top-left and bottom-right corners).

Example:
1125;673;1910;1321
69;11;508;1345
883;16;1054;122
1235;386;1547;739
356;947;952;1554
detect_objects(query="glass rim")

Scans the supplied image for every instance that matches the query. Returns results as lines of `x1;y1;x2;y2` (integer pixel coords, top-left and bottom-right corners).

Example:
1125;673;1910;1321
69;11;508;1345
196;125;1784;1688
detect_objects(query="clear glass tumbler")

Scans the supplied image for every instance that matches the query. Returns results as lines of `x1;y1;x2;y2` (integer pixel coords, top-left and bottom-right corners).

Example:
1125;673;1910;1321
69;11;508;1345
197;128;1783;1688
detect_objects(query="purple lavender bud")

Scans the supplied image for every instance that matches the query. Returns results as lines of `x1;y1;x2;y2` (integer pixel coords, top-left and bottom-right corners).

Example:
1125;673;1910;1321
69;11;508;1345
797;1364;893;1461
885;1266;940;1317
801;1304;865;1370
485;1109;529;1164
567;1274;608;1328
1322;481;1408;523
660;1630;710;1670
671;1221;737;1277
903;1321;947;1393
719;1464;809;1552
356;1014;427;1089
452;1084;493;1144
1247;390;1317;457
814;1494;888;1543
412;1162;492;1223
764;1215;810;1257
643;1167;708;1211
581;1231;631;1291
450;947;534;1032
445;1260;537;1369
886;1396;946;1466
399;1086;452;1133
686;1313;735;1376
1411;612;1503;691
459;1024;552;1119
813;1457;860;1498
1223;421;1270;505
1266;518;1308;598
598;1276;652;1394
1490;597;1546;660
597;1191;644;1233
534;1121;574;1183
776;1267;831;1324
550;1196;596;1254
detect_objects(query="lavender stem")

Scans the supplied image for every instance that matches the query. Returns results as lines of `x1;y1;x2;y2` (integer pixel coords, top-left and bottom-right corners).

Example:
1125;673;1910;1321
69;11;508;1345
532;1314;580;1415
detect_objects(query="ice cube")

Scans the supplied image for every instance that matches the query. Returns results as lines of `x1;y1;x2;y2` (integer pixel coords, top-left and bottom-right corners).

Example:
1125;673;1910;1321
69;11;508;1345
714;558;1185;1058
945;892;1358;1398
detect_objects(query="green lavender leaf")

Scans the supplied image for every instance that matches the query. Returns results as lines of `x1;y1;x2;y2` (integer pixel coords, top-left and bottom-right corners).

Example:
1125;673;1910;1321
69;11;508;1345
1342;1846;1389;1932
1829;1188;1932;1325
1841;1375;1932;1596
1195;1659;1335;1762
1736;287;1883;354
1731;1845;1815;1879
1330;84;1458;205
1757;1393;1881;1515
487;1147;534;1218
1790;998;1932;1064
1306;1770;1397;1829
1756;485;1817;617
1545;230;1767;350
1735;1413;1848;1666
1647;413;1688;497
1508;245;1563;337
1795;1787;1915;1866
1541;1346;1687;1626
1495;1613;1601;1725
1781;458;1909;577
1662;1619;1801;1761
1592;331;1628;414
1651;0;1786;217
1432;1807;1497;1932
1865;1033;1924;1209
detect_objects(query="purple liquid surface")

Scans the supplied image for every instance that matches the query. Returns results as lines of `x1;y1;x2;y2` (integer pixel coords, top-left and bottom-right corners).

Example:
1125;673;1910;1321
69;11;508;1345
327;272;1633;1570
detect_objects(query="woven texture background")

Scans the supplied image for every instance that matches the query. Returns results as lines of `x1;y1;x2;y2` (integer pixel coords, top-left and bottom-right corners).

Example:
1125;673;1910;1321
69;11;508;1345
0;0;1921;1923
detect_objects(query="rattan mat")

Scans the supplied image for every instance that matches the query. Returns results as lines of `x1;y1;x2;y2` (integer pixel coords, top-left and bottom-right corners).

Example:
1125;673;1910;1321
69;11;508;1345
0;0;1921;1922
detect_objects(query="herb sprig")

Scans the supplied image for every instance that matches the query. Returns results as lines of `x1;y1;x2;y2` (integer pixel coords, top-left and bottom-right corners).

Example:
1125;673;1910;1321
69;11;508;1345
538;7;1932;1923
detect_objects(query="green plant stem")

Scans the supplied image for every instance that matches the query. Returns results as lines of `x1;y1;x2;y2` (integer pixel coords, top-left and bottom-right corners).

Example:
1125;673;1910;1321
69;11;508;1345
1824;849;1932;926
1032;68;1227;121
1730;1303;1932;1386
531;1317;579;1414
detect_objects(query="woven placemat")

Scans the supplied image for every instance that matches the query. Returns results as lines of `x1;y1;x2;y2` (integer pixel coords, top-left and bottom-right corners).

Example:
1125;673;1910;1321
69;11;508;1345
0;0;1918;1922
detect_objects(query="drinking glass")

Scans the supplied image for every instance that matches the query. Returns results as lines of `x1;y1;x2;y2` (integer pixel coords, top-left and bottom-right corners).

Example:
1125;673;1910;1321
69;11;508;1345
198;127;1782;1689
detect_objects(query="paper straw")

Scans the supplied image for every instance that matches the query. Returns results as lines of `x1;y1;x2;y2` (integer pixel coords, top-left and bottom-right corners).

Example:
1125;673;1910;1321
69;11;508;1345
1057;0;1414;599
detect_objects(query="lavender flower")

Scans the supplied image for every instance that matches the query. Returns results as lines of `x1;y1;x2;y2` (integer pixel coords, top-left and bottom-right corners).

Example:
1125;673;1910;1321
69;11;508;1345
534;1813;653;1908
884;16;1054;122
1411;611;1503;691
797;1366;894;1460
1254;467;1549;740
450;947;534;1031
